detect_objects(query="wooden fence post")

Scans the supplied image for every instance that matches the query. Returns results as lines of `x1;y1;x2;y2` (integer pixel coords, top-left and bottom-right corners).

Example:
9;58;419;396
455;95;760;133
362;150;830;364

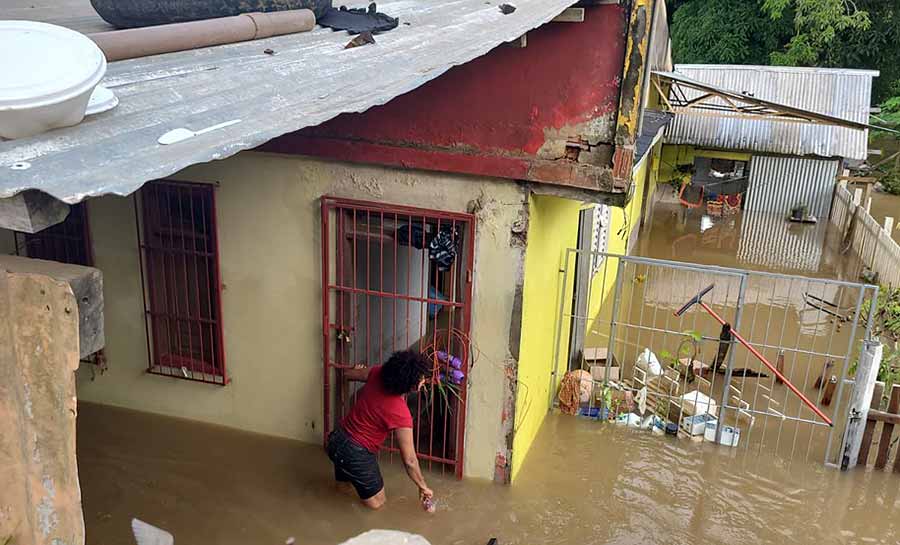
875;385;900;469
841;340;882;470
857;382;884;467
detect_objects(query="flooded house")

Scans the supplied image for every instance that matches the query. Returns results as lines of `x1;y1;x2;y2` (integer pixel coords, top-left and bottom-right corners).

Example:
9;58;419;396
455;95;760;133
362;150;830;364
0;2;675;542
639;65;880;274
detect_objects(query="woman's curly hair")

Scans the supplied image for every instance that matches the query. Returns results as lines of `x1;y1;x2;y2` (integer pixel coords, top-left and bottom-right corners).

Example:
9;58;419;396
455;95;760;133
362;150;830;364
380;350;432;395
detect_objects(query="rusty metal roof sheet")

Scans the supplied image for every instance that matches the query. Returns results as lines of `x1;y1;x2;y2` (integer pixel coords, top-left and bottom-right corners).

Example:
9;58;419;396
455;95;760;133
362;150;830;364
664;64;879;161
0;0;576;203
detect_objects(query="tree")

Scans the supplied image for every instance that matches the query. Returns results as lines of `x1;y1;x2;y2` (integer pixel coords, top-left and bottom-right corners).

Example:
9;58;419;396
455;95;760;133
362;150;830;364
670;0;792;66
825;1;900;103
763;0;871;66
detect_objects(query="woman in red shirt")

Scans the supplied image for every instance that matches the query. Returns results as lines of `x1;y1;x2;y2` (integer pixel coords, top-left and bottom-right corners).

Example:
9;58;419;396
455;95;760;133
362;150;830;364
327;350;434;510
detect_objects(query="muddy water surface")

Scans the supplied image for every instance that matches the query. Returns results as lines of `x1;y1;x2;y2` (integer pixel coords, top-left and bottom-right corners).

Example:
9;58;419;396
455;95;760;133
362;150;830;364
78;204;898;545
868;192;900;246
78;404;900;545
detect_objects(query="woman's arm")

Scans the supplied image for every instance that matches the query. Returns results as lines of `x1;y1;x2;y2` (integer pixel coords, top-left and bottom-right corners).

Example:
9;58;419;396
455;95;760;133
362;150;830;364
395;427;433;500
343;365;369;382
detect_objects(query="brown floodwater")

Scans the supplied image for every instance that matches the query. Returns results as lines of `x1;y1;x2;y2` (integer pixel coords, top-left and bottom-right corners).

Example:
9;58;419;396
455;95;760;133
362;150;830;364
77;202;899;545
868;192;900;246
77;403;900;545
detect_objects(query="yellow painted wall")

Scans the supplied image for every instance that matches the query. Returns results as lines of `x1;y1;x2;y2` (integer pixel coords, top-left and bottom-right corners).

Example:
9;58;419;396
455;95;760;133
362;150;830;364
510;195;581;482
50;152;527;481
658;144;753;187
584;138;662;348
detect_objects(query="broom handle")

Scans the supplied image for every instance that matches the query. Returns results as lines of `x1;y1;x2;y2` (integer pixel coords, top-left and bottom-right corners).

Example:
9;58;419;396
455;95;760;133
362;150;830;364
698;301;833;427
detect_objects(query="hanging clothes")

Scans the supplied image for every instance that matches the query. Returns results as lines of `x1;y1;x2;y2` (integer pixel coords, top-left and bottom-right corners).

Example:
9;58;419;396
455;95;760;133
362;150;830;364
428;226;460;271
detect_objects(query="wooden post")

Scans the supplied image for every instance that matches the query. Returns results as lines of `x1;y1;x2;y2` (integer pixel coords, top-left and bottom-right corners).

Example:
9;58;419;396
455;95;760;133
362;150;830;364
885;217;894;234
853;188;863;205
857;382;885;468
840;341;881;470
866;197;873;214
875;384;900;469
822;376;837;406
775;350;785;385
864;182;873;206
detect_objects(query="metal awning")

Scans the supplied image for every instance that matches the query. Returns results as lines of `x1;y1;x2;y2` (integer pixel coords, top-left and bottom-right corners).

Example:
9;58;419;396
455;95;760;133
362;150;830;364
0;0;576;204
652;70;894;134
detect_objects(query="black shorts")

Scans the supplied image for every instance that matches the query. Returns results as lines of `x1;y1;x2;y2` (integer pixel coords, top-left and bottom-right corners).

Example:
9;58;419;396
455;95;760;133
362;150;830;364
326;427;384;500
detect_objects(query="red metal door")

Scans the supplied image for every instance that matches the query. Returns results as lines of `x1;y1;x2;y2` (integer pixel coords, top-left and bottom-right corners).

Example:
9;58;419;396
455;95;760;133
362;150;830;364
321;197;476;478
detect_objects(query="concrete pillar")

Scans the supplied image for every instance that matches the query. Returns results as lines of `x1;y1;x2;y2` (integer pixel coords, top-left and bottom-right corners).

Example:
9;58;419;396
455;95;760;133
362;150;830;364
0;256;104;359
841;340;882;470
0;259;104;545
0;271;84;545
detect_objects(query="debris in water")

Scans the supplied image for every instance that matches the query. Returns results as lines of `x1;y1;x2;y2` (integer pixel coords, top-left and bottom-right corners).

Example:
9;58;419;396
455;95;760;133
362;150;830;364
264;48;276;55
132;518;174;545
499;4;516;14
345;31;376;49
286;538;296;545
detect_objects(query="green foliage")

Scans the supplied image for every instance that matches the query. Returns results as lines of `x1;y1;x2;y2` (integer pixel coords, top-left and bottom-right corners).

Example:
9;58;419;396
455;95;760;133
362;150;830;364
879;168;900;196
857;287;900;393
764;0;870;66
670;0;900;103
671;0;791;66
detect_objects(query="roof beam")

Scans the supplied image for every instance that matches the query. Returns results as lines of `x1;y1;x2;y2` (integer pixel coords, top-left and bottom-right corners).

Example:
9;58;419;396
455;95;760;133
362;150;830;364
652;71;899;133
0;190;70;233
552;8;585;22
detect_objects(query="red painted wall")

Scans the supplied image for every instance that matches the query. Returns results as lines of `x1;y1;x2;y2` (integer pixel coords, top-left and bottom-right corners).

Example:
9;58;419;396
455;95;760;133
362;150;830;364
263;5;628;183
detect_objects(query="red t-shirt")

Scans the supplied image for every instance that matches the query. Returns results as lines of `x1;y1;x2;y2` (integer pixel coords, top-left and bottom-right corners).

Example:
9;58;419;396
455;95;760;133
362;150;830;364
341;366;414;453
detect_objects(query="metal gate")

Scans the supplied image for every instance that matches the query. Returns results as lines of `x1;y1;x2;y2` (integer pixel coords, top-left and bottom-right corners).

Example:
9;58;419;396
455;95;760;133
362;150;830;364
320;197;476;478
555;250;878;466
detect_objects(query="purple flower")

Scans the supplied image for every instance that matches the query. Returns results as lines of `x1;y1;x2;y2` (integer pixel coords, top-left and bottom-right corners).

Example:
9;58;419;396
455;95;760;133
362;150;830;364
450;369;465;384
450;356;462;370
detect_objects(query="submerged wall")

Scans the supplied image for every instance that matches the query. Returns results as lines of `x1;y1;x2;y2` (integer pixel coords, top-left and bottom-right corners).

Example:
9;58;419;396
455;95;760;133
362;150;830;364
61;152;527;480
511;194;581;481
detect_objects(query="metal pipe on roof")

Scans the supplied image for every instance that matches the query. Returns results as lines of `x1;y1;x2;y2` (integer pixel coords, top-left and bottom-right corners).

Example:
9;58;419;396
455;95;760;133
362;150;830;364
87;10;316;62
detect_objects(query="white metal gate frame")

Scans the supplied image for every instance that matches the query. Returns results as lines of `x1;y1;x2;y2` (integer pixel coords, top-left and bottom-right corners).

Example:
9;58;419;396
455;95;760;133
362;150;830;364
553;250;879;467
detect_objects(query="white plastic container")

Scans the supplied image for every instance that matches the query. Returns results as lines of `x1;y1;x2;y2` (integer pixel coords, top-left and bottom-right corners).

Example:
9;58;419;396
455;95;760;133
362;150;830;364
703;421;741;447
681;390;718;417
681;414;716;436
0;21;107;139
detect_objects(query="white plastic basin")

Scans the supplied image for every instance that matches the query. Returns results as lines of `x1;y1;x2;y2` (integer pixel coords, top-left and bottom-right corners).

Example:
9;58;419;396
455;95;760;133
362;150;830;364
0;20;107;139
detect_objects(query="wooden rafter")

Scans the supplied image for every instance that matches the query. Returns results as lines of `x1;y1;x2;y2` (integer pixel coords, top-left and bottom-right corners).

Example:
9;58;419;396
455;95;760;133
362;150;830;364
652;71;898;133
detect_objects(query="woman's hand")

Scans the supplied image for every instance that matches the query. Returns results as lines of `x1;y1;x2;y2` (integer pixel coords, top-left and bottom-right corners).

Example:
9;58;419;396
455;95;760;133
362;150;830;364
419;486;434;501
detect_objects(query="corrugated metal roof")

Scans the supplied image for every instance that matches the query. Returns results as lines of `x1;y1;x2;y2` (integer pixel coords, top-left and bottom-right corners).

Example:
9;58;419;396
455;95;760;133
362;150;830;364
665;64;878;160
0;0;576;204
635;109;672;165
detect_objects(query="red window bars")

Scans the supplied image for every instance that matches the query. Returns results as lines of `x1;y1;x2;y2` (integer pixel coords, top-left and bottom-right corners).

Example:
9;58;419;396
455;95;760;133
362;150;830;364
14;202;93;266
136;180;227;384
321;197;476;479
